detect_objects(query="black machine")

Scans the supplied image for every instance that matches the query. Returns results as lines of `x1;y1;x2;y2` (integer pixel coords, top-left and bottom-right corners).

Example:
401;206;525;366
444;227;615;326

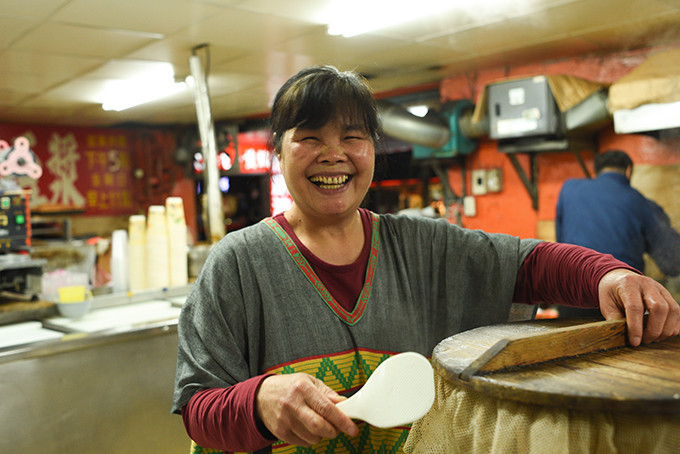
0;137;47;301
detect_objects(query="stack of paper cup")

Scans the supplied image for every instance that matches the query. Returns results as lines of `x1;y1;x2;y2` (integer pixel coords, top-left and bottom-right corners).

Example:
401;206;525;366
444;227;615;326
166;197;188;287
110;229;130;294
146;205;170;289
128;215;147;292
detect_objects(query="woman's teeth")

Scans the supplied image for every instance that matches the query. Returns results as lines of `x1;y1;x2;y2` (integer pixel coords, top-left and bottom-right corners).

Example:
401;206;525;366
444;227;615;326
309;175;349;189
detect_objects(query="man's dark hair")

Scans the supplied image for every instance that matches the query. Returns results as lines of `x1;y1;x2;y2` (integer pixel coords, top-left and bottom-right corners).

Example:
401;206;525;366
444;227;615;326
595;150;633;175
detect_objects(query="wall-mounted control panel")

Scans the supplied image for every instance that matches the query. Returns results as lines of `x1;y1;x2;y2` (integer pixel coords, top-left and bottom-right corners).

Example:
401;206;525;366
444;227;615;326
0;190;31;251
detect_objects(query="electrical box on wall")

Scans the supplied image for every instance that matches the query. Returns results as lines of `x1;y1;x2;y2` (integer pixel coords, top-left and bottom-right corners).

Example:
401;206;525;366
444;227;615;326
412;100;478;159
486;168;503;193
470;168;503;196
471;170;487;195
488;76;561;141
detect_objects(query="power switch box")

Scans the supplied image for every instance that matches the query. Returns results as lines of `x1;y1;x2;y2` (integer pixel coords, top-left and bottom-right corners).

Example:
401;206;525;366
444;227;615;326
471;169;487;195
488;76;561;141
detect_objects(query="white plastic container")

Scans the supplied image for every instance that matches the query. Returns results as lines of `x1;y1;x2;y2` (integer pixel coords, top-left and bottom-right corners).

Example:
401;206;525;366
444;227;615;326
110;229;130;294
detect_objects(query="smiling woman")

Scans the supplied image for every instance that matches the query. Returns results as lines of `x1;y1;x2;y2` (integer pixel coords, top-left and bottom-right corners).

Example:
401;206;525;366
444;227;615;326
172;65;680;454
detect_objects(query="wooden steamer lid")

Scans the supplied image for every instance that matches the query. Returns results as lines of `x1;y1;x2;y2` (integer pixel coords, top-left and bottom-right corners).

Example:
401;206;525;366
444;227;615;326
433;318;680;414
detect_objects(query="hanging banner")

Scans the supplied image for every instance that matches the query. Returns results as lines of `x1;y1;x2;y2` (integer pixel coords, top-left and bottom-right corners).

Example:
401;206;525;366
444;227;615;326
0;124;135;215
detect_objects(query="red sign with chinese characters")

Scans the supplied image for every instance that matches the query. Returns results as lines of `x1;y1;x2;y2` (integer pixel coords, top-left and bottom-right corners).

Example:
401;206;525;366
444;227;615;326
0;124;135;215
237;130;272;174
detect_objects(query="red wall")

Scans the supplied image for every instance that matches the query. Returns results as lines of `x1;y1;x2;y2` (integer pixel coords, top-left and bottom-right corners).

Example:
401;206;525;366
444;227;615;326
440;44;680;239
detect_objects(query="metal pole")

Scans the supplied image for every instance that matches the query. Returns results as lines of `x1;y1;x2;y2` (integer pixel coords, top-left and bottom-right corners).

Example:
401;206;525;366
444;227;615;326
188;51;225;243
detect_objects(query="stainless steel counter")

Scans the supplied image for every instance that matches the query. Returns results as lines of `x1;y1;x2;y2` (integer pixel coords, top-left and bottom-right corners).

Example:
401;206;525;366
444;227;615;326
0;285;192;454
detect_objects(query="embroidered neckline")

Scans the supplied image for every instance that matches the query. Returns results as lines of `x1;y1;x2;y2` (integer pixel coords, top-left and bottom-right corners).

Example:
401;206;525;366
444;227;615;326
264;213;380;325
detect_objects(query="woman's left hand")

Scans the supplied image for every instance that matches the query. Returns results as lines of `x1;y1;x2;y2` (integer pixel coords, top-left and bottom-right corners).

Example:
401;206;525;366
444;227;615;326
598;269;680;346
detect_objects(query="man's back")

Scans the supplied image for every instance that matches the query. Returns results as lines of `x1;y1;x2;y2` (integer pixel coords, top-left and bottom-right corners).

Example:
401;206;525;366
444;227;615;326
556;172;652;273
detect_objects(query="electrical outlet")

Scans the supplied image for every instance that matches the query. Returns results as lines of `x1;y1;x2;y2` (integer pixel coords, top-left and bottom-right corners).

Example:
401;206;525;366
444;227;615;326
486;168;503;193
463;196;476;217
471;169;487;195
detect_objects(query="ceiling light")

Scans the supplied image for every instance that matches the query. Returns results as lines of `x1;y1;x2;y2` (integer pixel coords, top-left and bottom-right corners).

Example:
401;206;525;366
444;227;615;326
407;105;430;117
101;62;187;111
326;0;459;37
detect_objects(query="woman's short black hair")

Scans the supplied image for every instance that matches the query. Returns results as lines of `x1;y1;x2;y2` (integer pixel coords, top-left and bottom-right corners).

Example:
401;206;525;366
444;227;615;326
269;65;382;154
595;150;633;174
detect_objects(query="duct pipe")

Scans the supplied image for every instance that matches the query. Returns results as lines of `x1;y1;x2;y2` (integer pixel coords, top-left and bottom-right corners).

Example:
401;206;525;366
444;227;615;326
189;50;225;243
377;101;450;149
457;107;490;138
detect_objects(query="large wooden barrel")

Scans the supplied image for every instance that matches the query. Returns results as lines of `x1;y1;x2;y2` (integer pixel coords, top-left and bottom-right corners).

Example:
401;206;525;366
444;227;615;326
405;318;680;454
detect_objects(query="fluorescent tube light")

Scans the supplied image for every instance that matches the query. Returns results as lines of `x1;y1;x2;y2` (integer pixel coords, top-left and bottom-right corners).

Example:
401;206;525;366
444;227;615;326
326;0;459;37
101;61;187;111
102;81;186;111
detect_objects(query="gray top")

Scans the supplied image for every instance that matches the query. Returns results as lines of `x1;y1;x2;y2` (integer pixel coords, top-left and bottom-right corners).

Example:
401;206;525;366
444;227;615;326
172;213;540;414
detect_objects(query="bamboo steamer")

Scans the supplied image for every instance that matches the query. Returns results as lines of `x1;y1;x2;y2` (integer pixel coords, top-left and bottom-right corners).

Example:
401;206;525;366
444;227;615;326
433;318;680;414
405;318;680;454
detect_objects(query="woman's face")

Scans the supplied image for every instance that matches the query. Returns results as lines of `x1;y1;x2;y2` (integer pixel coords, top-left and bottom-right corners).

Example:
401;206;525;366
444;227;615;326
278;117;375;221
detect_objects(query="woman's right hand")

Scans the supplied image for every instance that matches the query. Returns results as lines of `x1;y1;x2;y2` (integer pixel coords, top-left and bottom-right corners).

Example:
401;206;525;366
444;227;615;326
256;373;359;447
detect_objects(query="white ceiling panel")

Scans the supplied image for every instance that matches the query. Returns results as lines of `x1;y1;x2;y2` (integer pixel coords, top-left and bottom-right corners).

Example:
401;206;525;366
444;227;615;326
126;38;251;80
12;22;157;58
51;0;223;35
357;43;469;73
0;49;103;79
212;49;317;78
0;90;30;106
523;0;679;36
578;11;680;48
0;72;64;94
233;0;338;23
424;16;564;55
0;0;70;19
0;0;678;126
201;71;265;97
177;8;319;51
271;28;407;66
0;16;39;48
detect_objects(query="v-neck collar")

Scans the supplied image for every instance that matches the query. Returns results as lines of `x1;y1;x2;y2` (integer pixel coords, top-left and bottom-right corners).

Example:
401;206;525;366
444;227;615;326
264;212;380;325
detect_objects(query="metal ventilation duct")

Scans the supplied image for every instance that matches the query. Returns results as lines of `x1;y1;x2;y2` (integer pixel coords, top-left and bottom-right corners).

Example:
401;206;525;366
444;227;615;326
377;101;451;149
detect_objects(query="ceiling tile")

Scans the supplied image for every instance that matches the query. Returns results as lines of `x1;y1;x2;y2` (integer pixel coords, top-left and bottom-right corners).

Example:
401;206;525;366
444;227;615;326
271;27;407;65
0;16;38;48
423;16;558;55
357;43;470;72
212;49;317;78
32;78;113;103
578;11;680;48
200;71;265;97
51;0;225;36
232;0;336;23
367;4;515;42
0;72;63;93
210;85;273;119
526;0;679;36
0;0;70;19
0;89;31;107
0;49;103;79
125;38;250;78
12;22;157;58
484;36;602;68
176;7;320;51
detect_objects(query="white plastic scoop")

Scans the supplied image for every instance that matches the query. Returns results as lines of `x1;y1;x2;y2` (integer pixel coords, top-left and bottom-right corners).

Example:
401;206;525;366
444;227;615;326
335;351;435;428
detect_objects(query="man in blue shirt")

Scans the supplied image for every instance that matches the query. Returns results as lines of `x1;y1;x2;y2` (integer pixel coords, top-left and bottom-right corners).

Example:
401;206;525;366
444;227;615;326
555;150;680;317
